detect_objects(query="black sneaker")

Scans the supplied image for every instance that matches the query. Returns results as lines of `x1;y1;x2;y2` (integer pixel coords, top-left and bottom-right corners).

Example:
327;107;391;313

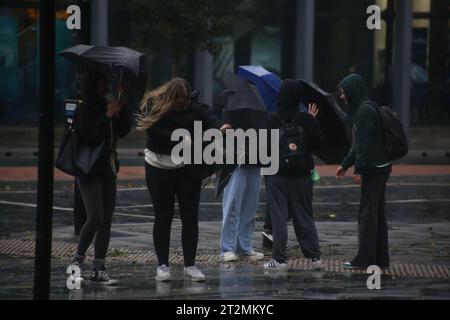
262;230;273;249
90;267;119;285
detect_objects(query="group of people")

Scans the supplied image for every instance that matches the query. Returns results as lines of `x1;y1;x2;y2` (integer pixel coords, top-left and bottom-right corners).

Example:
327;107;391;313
68;72;392;285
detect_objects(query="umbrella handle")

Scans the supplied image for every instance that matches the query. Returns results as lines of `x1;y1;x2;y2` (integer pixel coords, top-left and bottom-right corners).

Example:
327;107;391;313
117;67;124;101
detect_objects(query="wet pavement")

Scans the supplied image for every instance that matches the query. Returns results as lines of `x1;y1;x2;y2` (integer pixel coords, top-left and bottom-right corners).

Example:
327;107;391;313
1;175;450;234
1;256;449;300
0;174;449;299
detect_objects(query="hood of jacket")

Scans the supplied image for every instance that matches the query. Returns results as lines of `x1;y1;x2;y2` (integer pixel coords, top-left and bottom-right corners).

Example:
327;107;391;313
339;74;369;114
276;79;303;120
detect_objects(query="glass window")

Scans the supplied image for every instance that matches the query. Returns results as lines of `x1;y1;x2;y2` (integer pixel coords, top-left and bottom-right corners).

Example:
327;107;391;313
0;4;76;126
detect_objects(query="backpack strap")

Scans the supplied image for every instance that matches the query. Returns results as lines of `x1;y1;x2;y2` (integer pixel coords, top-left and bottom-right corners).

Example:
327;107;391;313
370;103;386;146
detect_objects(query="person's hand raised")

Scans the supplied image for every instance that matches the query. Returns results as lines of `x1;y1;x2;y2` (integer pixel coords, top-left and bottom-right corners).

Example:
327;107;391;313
106;100;122;118
220;123;232;134
308;103;319;118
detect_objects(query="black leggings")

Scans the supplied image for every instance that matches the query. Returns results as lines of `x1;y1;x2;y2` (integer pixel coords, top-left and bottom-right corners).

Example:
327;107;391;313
145;162;202;267
76;175;116;260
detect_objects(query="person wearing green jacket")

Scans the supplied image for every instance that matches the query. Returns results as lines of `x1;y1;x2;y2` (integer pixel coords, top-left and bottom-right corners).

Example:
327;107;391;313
335;74;391;269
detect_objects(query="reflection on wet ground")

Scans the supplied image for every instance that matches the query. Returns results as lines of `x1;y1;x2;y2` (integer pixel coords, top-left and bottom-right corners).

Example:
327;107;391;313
1;257;449;300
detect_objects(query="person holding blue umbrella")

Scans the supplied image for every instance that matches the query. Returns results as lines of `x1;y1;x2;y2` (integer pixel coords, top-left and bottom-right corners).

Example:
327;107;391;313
238;66;314;248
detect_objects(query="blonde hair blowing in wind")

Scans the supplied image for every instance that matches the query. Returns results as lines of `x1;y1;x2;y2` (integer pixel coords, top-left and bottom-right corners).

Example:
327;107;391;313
136;78;192;130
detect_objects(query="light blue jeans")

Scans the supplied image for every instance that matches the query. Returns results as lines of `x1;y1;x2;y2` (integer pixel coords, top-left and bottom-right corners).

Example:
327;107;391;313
220;166;261;255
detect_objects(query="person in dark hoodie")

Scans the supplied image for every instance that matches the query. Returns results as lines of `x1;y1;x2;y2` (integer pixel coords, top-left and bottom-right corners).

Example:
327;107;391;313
335;73;391;269
70;71;132;284
264;79;326;271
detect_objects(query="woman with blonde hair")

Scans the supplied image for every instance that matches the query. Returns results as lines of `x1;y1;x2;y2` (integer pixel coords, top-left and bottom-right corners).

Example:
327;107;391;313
138;78;229;282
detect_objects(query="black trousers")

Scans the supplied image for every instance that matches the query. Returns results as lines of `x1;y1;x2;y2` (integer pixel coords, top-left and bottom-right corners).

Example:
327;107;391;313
267;175;321;262
263;204;272;231
145;162;202;267
76;174;116;260
352;166;391;268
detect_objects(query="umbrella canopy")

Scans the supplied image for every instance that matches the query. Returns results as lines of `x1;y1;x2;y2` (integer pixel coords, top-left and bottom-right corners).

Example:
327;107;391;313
237;66;282;112
222;73;268;131
58;44;145;79
214;73;270;198
297;79;351;164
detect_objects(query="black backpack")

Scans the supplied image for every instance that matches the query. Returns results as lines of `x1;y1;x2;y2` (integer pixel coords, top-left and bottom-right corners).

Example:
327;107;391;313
376;106;409;161
274;114;309;173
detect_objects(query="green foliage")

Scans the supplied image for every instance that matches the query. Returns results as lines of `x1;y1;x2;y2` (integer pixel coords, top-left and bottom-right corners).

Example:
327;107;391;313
133;0;243;64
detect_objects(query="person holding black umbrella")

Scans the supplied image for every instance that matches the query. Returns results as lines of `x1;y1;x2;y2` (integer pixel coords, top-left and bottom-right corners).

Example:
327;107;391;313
264;79;326;271
218;74;270;263
335;74;391;270
70;71;132;284
58;45;142;284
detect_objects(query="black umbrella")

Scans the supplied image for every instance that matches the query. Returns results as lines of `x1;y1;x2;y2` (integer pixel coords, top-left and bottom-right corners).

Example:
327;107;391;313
214;164;237;199
58;44;145;80
222;73;268;131
297;79;351;164
59;44;147;111
214;73;269;198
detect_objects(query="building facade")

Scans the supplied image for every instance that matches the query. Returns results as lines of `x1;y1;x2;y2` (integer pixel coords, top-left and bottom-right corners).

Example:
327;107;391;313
0;0;449;135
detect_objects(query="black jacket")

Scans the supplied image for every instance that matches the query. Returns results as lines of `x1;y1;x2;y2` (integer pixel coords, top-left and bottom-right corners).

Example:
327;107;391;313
75;97;132;178
145;102;222;179
270;79;326;177
146;102;222;154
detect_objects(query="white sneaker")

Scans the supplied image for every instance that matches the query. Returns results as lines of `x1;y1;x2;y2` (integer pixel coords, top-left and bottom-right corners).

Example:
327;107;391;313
221;251;239;262
263;259;288;271
155;264;171;282
184;266;206;282
312;258;323;270
240;250;264;261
